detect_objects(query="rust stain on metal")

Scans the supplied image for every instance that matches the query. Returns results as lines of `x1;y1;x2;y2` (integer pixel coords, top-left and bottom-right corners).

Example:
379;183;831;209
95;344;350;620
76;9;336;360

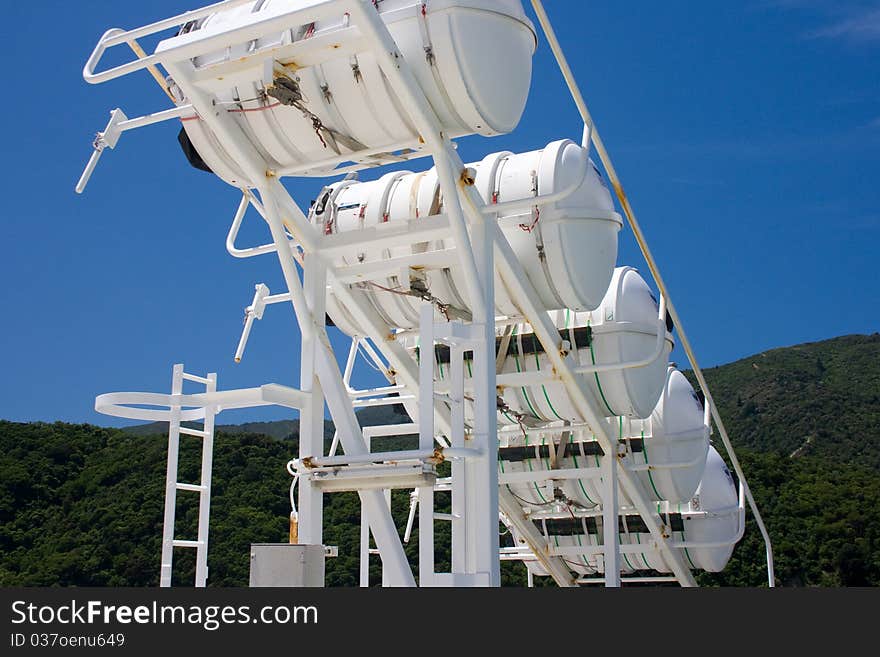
278;60;302;73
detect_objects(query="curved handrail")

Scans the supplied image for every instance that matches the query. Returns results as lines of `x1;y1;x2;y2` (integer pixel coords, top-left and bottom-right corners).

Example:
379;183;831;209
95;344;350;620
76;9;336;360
226;190;302;259
480;152;599;218
82;0;256;85
574;296;670;375
95;392;207;422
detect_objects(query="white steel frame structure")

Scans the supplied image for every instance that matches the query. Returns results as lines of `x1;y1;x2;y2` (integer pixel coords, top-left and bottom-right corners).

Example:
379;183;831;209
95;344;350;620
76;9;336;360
80;0;774;588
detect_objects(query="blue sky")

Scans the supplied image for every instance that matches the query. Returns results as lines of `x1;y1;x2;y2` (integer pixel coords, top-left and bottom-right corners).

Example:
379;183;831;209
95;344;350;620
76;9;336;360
1;1;878;426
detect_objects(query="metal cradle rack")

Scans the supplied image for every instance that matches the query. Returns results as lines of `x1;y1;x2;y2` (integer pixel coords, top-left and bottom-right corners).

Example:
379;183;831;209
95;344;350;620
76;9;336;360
80;0;774;587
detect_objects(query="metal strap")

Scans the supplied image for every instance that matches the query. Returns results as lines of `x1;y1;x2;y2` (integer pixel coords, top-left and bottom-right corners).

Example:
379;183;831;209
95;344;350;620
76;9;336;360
349;53;396;143
416;1;471;134
530;170;568;309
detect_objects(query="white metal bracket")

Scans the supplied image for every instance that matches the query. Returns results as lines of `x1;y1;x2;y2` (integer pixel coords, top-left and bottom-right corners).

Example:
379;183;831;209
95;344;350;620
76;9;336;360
76;105;193;194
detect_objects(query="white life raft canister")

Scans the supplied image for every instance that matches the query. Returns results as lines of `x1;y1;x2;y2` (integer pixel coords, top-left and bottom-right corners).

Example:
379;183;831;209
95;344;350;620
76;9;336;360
160;0;537;184
496;266;672;424
323;139;623;334
630;367;710;504
497;366;709;515
514;446;739;577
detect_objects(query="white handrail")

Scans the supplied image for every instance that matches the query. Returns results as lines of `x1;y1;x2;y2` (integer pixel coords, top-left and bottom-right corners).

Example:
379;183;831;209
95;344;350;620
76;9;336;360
479;152;593;216
82;0;258;84
226;191;302;259
574;297;669;375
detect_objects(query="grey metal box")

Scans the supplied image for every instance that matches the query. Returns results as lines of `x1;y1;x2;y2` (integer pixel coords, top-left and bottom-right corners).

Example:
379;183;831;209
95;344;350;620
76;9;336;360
249;544;325;587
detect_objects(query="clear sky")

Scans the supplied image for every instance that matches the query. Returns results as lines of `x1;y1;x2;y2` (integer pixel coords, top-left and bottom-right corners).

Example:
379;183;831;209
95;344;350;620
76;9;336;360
1;1;877;426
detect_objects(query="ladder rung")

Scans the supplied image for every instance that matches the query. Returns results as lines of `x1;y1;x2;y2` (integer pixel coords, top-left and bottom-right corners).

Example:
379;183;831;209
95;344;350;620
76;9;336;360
175;483;206;492
179;426;209;438
368;548;380;555
181;372;212;385
172;540;204;548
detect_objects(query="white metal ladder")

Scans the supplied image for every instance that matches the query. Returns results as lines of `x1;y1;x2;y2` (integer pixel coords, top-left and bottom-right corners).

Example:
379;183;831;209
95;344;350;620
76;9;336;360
159;363;218;588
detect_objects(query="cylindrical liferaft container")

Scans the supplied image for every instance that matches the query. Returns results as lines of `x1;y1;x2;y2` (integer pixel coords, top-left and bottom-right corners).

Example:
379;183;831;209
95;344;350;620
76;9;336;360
518;445;740;577
323;139;623;333
630;367;710;504
497;367;708;515
624;446;740;573
159;0;537;184
493;266;672;424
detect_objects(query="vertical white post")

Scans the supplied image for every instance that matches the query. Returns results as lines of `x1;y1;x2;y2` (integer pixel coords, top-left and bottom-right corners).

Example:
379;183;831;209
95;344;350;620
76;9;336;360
581;122;592;155
418;303;435;586
450;344;466;573
602;448;621;587
193;372;217;587
359;432;371;588
298;255;326;547
382;488;392;588
343;338;359;389
359;506;370;587
159;363;183;588
465;170;500;587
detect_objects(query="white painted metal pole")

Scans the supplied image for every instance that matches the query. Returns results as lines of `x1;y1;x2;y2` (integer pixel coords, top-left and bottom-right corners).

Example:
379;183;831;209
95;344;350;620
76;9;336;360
601;447;621;587
465;162;500;586
360;504;370;587
418;303;435;586
194;373;217;587
159;363;184;588
404;492;418;544
450;344;466;574
343;338;359;390
382;488;392;588
360;432;372;588
298;254;325;546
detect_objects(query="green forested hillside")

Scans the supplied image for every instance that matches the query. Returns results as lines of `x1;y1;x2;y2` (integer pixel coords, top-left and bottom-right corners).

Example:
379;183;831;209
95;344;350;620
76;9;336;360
689;333;880;586
1;334;878;587
692;334;880;468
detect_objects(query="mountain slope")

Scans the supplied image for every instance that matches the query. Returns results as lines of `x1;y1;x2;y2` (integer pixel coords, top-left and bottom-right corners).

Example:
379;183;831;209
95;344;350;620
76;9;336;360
691;333;880;469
